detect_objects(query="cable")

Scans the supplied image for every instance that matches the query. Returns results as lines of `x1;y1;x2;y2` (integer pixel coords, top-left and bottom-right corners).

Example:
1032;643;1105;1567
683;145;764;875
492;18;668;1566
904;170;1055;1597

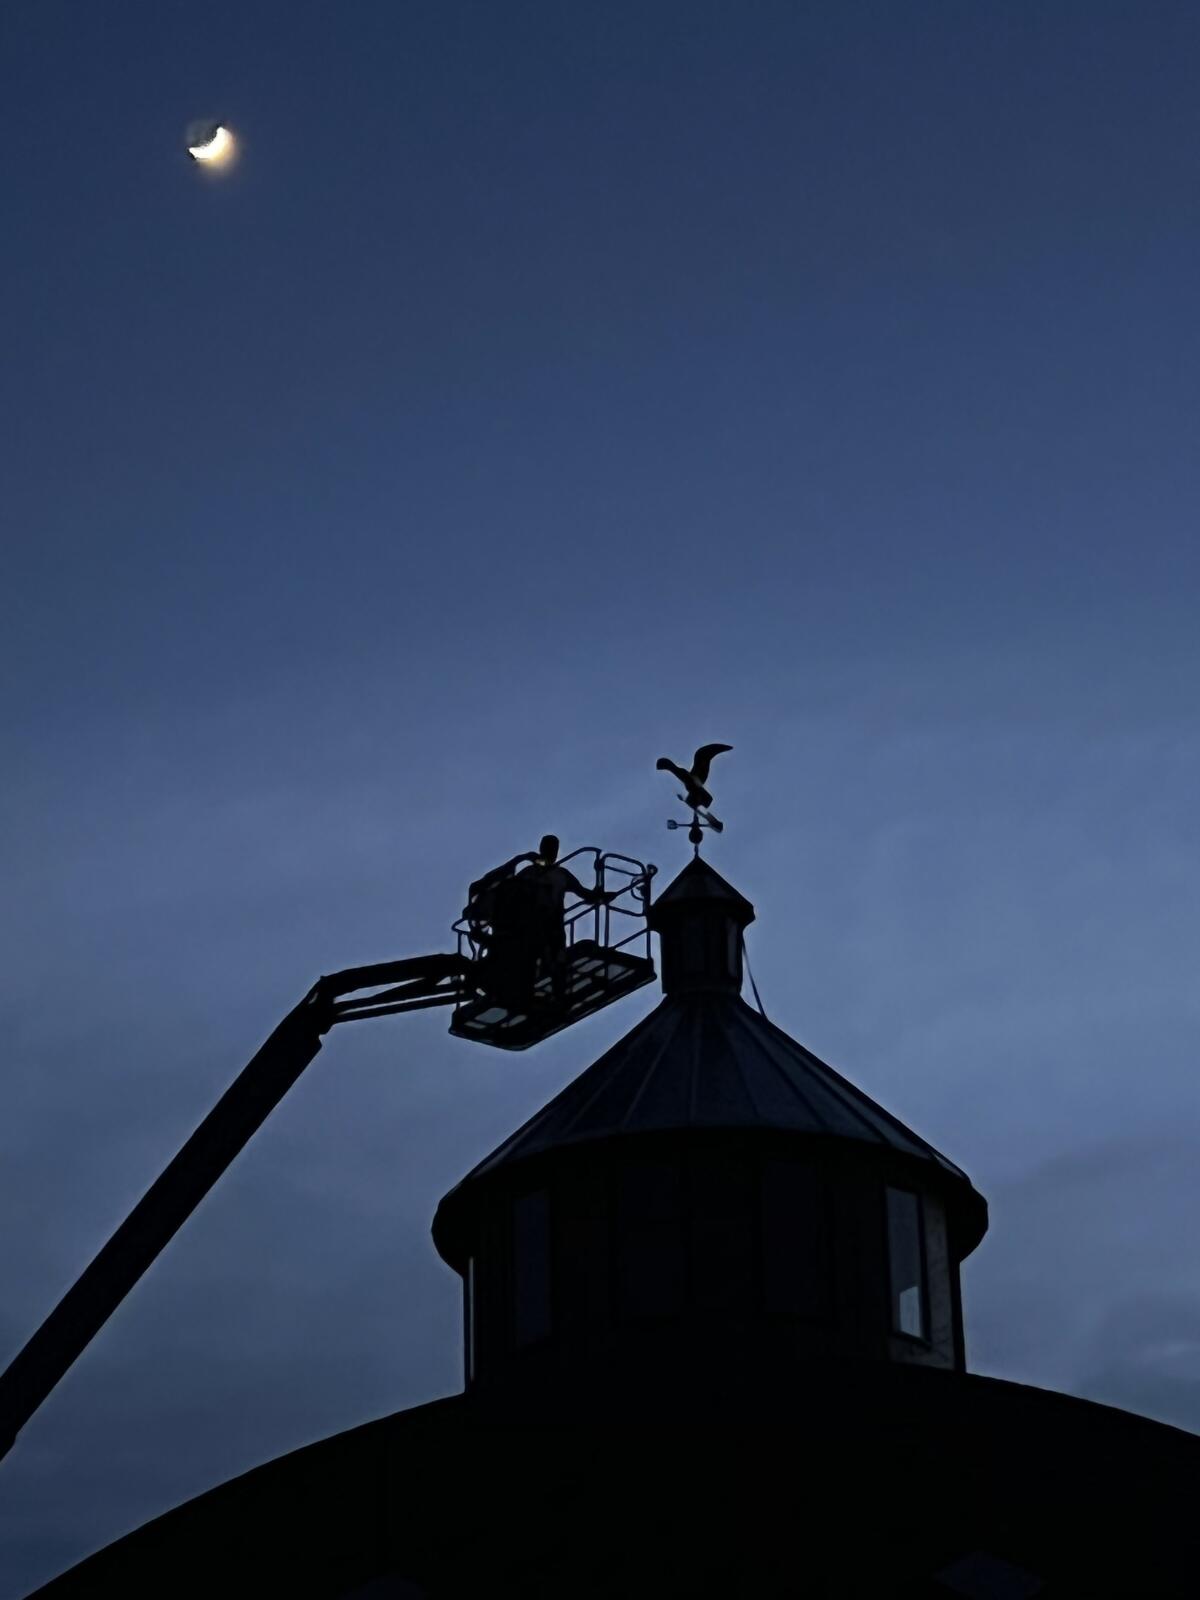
741;933;768;1019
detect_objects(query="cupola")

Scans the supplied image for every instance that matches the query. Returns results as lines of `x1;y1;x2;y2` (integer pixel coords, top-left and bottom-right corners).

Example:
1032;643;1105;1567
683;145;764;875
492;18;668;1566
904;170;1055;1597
645;855;754;994
433;857;988;1417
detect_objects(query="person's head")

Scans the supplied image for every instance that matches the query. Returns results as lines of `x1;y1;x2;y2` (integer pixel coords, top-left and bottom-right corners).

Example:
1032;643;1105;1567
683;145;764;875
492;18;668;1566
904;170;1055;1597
537;834;560;864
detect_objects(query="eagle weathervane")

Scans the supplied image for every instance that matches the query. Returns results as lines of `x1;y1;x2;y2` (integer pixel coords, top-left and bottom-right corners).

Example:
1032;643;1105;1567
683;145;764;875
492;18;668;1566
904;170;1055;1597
657;743;733;854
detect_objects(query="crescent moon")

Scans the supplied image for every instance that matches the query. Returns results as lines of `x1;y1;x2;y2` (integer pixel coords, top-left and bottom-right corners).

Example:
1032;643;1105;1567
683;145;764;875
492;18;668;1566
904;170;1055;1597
188;125;234;165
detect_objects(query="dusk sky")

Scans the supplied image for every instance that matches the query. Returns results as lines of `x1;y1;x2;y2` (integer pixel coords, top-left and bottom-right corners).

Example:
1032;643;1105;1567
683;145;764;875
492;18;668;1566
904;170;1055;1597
4;1;1200;1590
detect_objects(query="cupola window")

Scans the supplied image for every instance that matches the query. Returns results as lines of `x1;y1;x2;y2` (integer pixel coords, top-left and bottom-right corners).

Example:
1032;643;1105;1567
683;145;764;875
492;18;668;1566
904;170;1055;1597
464;1255;477;1380
692;1151;754;1312
512;1189;552;1346
762;1160;831;1321
886;1186;928;1340
618;1159;686;1320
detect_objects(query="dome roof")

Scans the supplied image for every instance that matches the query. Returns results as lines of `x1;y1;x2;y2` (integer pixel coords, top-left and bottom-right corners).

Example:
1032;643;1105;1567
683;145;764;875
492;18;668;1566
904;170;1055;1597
435;856;988;1264
646;855;755;923
449;990;973;1186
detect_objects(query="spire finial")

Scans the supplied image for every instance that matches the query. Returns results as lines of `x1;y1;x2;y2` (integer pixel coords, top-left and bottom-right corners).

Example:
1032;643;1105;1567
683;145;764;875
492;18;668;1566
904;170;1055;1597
656;743;732;856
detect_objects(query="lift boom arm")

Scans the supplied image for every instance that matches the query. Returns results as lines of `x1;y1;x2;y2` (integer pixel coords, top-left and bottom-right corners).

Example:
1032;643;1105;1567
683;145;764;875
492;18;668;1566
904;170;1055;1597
0;953;468;1464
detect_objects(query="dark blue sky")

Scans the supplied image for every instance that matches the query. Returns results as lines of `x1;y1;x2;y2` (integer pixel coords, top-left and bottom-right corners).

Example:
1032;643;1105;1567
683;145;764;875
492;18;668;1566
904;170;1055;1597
4;2;1200;1589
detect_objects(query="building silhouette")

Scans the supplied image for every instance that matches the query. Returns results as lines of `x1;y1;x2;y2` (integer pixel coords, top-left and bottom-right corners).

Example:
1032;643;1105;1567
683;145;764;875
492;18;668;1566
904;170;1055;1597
32;857;1200;1597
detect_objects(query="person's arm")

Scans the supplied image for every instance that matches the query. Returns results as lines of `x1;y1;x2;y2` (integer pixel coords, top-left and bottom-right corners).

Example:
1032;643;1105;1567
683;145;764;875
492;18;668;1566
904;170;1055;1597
559;869;616;905
469;853;536;902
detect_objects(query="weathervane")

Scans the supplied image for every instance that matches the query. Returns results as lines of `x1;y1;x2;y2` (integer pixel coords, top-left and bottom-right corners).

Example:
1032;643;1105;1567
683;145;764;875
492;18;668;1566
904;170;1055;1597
657;743;733;855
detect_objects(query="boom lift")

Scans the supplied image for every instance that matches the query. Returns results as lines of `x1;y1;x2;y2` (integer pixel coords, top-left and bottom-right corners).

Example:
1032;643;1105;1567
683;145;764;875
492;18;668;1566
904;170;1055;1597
0;846;656;1462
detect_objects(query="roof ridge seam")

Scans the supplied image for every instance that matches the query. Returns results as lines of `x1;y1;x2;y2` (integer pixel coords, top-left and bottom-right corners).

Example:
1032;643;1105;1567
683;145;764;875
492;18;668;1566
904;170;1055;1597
619;998;691;1131
720;1000;769;1125
687;1000;703;1124
750;1007;961;1168
738;1002;828;1126
464;1001;664;1175
555;1000;671;1141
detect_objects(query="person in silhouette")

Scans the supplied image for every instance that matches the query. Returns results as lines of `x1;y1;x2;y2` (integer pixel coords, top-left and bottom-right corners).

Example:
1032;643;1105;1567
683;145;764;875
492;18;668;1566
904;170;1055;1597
521;836;615;991
466;836;613;1007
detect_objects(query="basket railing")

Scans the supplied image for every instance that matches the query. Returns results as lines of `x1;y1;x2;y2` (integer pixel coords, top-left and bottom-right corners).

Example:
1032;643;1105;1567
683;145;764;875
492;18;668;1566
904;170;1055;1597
453;846;656;975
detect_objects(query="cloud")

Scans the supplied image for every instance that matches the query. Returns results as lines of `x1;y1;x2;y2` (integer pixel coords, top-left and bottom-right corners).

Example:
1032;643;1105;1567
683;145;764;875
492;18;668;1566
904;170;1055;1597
1077;1290;1200;1433
966;1136;1200;1425
4;560;1198;1596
